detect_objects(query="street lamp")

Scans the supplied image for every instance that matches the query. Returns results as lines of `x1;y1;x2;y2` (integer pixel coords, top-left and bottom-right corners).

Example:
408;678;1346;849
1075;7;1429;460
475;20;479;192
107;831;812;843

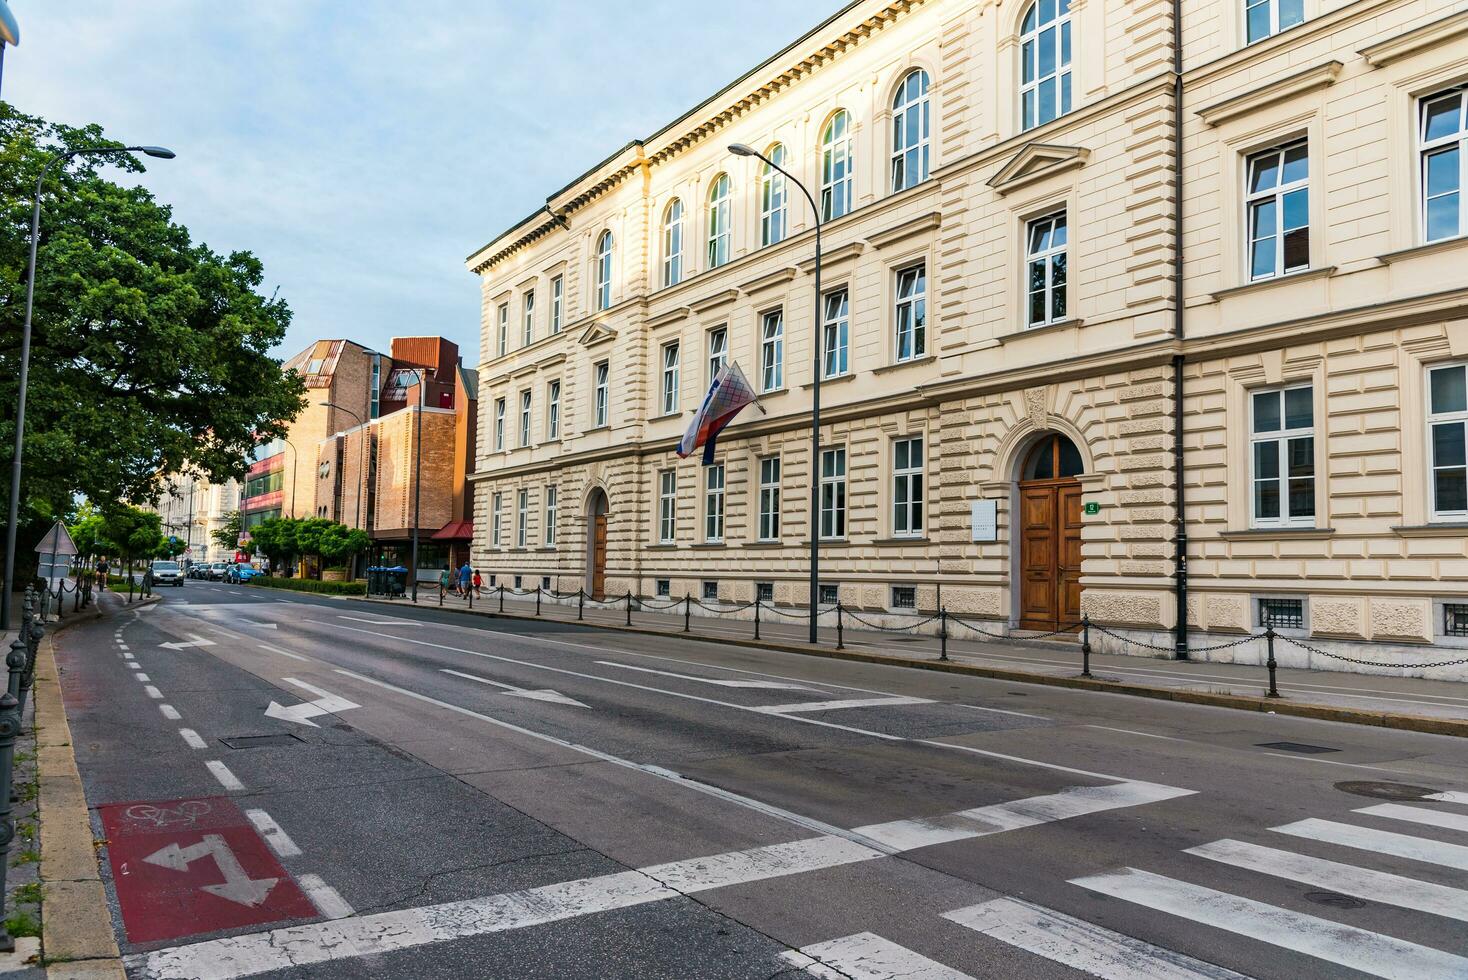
400;368;427;602
1;143;175;629
729;142;824;642
0;0;19;100
323;400;367;579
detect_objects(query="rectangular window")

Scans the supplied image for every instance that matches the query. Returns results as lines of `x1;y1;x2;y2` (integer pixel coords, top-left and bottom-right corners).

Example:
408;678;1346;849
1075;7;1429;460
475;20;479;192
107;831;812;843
541;575;551;590
705;464;725;542
516;489;528;547
1444;602;1468;638
522;290;535;346
1250;385;1315;527
823;289;849;379
1257;597;1305;630
891;586;917;610
1421;90;1466;244
518;389;532;447
544;485;558;546
1026;211;1068;328
819;583;839;606
497;303;509;357
514;575;523;590
760;310;784;392
707;326;728;382
758;456;781;541
551;275;563;333
493;397;506;451
1246;0;1304;44
491;493;503;547
658;469;677;543
702;580;719;601
594;361;609;428
660;342;680;416
369;354;381;419
894;264;927;362
820;447;847;539
1246;141;1309;281
893;436;924;537
547;380;561;440
756;582;774;603
656;578;671;597
1428;363;1468;520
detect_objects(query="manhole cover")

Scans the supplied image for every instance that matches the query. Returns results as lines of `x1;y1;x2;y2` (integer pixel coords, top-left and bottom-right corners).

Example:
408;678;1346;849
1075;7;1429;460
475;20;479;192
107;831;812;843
220;733;306;750
1305;891;1366;910
1257;741;1339;754
1334;780;1440;801
1006;691;1029;697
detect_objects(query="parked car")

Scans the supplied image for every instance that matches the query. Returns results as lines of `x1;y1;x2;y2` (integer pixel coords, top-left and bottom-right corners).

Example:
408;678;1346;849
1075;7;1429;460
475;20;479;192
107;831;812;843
150;560;184;587
208;561;230;580
186;563;205;579
225;564;263;584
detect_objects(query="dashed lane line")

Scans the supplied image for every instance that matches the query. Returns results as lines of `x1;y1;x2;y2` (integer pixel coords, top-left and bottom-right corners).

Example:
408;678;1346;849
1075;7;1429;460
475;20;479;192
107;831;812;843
244;809;301;858
205;760;244;792
144;686;163;700
134;672;150;682
296;874;353;920
178;729;207;750
159;705;182;721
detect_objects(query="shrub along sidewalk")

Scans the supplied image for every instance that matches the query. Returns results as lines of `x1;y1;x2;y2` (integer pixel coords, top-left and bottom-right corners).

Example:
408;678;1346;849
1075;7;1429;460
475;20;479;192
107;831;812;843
244;576;365;596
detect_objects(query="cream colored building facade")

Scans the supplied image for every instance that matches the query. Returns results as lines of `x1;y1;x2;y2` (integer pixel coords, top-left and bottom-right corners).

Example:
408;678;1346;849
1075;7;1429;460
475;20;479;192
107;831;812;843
467;0;1468;677
149;473;241;564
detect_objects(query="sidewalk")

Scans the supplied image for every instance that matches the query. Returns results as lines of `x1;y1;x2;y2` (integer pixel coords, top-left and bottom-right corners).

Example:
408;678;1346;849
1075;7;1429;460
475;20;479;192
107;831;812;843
362;588;1468;735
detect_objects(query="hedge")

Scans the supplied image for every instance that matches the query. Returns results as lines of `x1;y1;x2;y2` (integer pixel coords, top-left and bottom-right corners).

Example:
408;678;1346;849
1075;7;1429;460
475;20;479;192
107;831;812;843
246;576;366;596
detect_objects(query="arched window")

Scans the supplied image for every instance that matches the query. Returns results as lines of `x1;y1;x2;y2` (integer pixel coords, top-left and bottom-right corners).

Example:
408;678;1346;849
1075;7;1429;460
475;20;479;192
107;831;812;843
1020;0;1072;132
821;110;853;221
707;173;731;269
594;230;613;311
760;144;788;246
891;70;930;192
661;199;683;288
1022;433;1085;480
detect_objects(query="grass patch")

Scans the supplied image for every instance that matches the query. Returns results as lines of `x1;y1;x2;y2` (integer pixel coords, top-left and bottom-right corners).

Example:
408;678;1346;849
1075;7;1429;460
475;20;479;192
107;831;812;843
5;909;39;938
12;883;41;906
246;577;365;596
15;850;39;865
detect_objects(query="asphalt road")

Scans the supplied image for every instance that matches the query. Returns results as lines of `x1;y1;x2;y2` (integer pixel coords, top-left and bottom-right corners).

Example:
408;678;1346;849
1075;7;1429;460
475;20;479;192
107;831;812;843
54;581;1468;979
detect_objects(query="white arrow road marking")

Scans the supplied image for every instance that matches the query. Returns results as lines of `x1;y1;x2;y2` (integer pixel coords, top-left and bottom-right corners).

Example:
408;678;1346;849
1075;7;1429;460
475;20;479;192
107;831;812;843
143;834;278;907
159;635;217;651
440;669;588;708
264;678;360;728
240;621;278;629
595;661;820;691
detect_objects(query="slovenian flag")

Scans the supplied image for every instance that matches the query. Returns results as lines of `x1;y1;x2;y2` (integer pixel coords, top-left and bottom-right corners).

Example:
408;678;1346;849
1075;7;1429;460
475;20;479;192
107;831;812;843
678;362;759;465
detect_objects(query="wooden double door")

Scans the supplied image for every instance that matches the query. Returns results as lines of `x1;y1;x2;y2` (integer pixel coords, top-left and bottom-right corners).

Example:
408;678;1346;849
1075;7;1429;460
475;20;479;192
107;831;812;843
590;513;608;600
1019;479;1083;630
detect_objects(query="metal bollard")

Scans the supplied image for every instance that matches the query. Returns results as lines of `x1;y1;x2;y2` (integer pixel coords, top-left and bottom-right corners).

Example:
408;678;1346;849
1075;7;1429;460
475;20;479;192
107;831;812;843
535;586;542;616
0;686;22;952
1081;614;1093;678
836;601;844;650
939;607;948;662
127;575;134;603
577;589;584;621
1264;627;1281;698
498;586;504;613
438;585;444;607
468;583;474;609
20;617;42;718
625;591;632;627
753;598;761;640
683;594;691;633
5;638;24;702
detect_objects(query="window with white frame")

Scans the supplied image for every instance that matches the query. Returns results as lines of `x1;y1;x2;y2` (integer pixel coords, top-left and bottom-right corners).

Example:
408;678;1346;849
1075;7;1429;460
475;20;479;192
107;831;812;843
820;447;847;539
1246;141;1309;281
761;145;788;246
758;455;781;540
660;342;680;417
658;469;677;543
760;310;783;392
491;492;503;547
823;289;849;378
705;464;725;542
594;231;613;311
516;489;528;547
518;389;532;447
707;326;727;383
893;436;924;537
821;111;853;221
547;380;560;440
1428;363;1468;520
662;199;684;287
1250;384;1316;527
1020;0;1072;131
895;263;927;362
493;397;506;451
523;290;535;346
593;361;609;428
892;69;931;192
1026;210;1068;328
550;275;563;333
707;174;731;269
1421;89;1467;244
1245;0;1304;44
544;485;558;546
497;303;509;357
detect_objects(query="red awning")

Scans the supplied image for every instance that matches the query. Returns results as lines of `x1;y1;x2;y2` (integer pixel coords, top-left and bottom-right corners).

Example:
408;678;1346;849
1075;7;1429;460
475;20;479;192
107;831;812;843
430;520;474;541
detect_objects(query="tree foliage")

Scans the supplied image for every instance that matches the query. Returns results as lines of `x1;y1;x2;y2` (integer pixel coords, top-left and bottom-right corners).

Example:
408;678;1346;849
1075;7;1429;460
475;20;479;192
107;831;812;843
211;509;250;554
247;517;368;574
97;505;165;563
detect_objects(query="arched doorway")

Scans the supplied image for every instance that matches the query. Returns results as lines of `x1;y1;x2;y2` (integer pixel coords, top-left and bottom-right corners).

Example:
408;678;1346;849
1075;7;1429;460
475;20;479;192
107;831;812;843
585;488;609;600
1018;433;1084;630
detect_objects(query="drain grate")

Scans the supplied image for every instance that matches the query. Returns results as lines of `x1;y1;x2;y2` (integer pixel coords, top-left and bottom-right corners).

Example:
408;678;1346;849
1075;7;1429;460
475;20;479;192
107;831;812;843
219;733;306;750
1334;780;1441;801
1257;741;1339;754
1306;891;1366;910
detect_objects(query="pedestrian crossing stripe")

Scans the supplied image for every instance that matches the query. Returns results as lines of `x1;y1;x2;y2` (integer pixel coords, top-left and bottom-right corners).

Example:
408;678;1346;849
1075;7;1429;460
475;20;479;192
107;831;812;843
1273;817;1468;871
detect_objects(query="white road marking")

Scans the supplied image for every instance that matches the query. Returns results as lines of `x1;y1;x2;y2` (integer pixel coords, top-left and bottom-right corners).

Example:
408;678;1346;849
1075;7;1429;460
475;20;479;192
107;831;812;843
1427;791;1468;805
1073;867;1468;979
124;661;140;670
144;686;163;699
643;836;879;893
264;679;359;728
178;729;207;750
440;669;589;707
144;834;276;907
1273;818;1468;871
1187;838;1468;923
944;896;1247;979
338;614;418;625
1085;725;1188;742
257;644;310;662
206;760;245;792
159;705;182;721
596;661;820;691
245;809;301;858
780;932;975;979
240;621;277;629
1354;802;1468;834
158;635;216;650
297;873;353;919
134;672;150;682
758;695;934;714
118;644;130;652
1260;753;1410;774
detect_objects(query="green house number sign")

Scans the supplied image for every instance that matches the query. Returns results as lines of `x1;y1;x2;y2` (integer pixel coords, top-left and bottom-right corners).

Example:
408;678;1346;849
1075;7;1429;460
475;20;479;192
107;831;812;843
1083;502;1101;516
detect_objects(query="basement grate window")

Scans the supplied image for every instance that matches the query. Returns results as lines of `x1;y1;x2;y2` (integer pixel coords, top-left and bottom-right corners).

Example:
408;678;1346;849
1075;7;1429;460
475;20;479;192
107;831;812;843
1444;603;1468;638
819;584;839;605
756;582;774;603
891;586;917;610
1258;597;1304;630
656;579;671;597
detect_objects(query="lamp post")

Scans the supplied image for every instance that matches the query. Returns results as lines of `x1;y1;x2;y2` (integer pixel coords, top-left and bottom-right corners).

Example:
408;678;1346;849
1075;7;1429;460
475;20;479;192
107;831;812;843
729;143;823;642
402;369;426;602
1;143;175;630
0;0;19;100
323;401;367;579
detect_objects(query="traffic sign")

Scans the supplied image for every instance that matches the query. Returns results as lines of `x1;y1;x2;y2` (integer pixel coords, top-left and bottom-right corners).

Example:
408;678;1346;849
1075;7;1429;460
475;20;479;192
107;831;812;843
34;521;78;556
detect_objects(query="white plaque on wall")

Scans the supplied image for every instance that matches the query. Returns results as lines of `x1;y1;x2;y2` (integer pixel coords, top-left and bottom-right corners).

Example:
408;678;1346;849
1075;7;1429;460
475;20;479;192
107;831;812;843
970;500;998;542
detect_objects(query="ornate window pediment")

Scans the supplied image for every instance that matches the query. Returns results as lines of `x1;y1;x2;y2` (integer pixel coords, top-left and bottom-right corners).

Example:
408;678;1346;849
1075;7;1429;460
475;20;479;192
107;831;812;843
577;320;617;348
987;143;1090;194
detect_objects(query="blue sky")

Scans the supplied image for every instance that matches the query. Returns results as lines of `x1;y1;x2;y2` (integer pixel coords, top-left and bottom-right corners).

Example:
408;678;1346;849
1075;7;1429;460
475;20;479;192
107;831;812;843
5;0;842;363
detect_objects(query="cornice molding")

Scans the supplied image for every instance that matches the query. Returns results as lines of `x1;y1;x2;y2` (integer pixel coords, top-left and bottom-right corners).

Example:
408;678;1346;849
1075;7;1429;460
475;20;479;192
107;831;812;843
986;144;1090;194
1360;9;1468;68
865;211;942;249
1197;60;1343;126
576;320;617;348
797;241;865;274
645;307;692;331
737;266;799;295
689;288;741;314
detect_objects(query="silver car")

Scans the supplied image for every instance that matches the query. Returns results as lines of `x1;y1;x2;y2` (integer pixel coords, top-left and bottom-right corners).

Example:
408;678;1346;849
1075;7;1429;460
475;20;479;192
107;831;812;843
150;560;184;587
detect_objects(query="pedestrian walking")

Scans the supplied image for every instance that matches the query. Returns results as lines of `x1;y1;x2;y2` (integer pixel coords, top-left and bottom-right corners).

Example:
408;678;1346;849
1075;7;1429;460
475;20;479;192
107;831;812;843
438;567;451;598
472;569;482;598
458;561;473;598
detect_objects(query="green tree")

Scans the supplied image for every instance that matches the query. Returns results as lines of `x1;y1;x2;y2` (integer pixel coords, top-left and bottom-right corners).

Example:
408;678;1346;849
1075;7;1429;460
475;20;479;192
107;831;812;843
249;517;299;572
97;506;164;572
211;510;252;556
316;523;370;569
68;506;104;565
0;105;306;565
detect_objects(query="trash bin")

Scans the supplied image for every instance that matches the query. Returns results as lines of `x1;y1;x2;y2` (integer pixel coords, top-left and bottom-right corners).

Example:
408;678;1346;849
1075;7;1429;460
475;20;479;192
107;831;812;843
384;565;408;597
366;566;384;595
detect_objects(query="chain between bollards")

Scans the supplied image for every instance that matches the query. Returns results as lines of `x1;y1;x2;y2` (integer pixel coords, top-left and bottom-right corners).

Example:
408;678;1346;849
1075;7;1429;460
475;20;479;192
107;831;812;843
1264;626;1281;698
939;607;948;661
836;601;844;650
1081;614;1093;678
683;594;691;633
